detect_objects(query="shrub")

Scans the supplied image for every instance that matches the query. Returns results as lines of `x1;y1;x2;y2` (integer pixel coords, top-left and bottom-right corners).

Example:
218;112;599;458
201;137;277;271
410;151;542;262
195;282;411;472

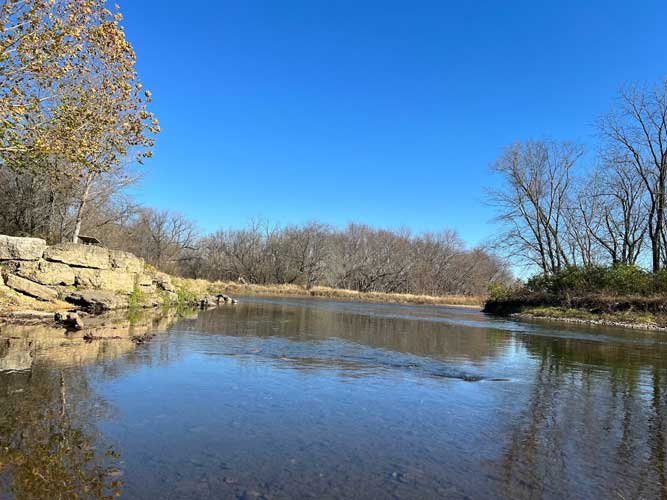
128;286;145;309
526;265;654;296
176;287;198;306
488;282;521;301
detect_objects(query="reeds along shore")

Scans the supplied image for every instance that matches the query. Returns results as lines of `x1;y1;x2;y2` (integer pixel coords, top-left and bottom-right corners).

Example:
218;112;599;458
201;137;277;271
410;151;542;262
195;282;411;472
172;278;484;308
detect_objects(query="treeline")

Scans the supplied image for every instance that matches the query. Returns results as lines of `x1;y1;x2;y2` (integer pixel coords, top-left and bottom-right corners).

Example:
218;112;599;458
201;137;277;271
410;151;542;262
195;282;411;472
190;222;509;296
491;78;667;276
0;185;510;296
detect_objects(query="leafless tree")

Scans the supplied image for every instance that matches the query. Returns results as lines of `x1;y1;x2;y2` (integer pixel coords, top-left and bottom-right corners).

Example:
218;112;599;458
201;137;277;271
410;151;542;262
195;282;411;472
599;80;667;271
127;209;198;273
490;140;584;274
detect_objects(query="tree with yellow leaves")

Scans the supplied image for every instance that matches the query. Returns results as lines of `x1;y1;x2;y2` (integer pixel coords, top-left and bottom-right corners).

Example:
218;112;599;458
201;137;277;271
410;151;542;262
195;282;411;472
0;0;158;241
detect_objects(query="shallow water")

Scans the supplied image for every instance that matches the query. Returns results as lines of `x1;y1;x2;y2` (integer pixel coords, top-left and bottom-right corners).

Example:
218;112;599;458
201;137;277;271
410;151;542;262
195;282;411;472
2;297;667;499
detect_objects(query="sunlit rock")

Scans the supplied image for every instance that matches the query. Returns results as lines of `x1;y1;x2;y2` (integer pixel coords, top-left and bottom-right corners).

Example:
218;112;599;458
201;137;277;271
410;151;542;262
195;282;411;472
4;274;58;302
44;243;111;269
15;260;76;286
109;249;145;273
0;235;46;261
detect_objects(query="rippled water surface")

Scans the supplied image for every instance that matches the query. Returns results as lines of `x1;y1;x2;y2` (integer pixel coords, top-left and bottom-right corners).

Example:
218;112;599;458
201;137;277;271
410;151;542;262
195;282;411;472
3;297;667;499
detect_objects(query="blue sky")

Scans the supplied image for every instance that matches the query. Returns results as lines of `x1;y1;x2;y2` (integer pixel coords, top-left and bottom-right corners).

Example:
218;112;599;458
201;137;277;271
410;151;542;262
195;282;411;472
120;0;667;247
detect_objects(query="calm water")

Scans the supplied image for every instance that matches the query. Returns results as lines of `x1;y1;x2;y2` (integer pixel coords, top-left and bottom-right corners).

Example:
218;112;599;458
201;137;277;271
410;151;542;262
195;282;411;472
2;298;667;499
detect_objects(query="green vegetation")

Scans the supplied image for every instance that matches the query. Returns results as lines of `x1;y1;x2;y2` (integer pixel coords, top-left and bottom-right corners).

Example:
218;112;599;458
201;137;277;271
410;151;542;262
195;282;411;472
128;287;145;310
176;286;199;307
485;265;667;328
522;306;657;326
525;265;667;296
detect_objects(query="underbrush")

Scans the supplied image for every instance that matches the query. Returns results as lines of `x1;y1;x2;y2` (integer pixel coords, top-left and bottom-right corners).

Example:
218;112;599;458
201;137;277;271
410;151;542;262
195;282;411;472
484;265;667;327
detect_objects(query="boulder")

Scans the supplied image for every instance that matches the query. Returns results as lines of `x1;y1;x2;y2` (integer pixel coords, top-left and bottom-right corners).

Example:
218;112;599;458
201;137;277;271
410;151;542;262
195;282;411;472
74;268;136;294
44;243;110;269
55;312;84;330
65;290;128;312
136;273;154;287
15;260;75;286
136;273;157;295
109;250;145;273
0;235;46;261
4;273;58;301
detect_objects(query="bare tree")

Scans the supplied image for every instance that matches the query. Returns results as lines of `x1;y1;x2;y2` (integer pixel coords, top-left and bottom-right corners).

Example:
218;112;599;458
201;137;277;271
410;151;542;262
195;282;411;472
284;222;331;289
576;165;646;266
490;140;584;274
599;80;667;271
128;209;198;272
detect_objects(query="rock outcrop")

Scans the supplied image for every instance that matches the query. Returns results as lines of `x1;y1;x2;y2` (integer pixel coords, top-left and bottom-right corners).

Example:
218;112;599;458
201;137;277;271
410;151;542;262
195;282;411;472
13;260;76;286
65;290;129;312
3;274;59;302
0;235;47;261
109;249;144;273
44;242;111;269
0;235;178;312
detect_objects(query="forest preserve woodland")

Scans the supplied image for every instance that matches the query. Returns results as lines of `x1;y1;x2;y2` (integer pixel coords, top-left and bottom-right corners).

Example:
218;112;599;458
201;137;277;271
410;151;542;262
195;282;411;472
2;1;667;499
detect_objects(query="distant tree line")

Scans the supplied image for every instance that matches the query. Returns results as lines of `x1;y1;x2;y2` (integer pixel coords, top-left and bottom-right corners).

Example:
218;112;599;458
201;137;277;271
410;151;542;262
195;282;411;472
188;221;510;296
491;77;667;276
0;180;510;296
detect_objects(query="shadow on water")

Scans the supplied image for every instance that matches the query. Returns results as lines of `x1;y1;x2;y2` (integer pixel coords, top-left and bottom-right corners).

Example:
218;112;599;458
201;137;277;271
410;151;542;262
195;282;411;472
2;298;667;498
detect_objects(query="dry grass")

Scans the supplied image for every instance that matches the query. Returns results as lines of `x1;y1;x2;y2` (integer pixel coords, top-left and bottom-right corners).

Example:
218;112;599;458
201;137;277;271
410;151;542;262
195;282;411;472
171;277;484;308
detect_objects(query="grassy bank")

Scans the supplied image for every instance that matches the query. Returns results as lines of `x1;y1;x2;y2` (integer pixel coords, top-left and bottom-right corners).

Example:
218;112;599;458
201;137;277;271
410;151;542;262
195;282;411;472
0;275;483;320
485;297;667;330
172;278;484;308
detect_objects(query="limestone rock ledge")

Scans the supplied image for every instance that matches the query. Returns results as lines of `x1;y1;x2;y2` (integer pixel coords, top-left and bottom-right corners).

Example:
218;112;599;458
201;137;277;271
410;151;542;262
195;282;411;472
0;235;178;312
0;235;46;261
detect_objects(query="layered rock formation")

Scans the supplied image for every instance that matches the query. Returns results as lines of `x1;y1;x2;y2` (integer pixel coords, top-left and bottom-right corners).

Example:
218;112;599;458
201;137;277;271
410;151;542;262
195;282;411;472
0;235;178;311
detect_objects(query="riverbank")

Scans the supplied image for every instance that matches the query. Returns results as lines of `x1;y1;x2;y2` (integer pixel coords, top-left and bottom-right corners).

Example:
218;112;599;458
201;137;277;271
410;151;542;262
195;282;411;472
484;292;667;331
0;235;184;319
173;277;484;308
0;234;483;326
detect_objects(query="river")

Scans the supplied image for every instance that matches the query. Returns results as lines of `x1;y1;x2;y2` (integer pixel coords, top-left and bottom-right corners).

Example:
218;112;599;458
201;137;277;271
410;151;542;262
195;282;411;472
1;297;667;499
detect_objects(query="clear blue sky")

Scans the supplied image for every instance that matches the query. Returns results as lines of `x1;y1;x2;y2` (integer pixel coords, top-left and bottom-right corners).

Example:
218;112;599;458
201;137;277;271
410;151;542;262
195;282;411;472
120;0;667;247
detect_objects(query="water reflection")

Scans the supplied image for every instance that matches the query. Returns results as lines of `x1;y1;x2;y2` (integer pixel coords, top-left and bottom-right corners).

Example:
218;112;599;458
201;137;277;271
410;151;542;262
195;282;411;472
0;311;185;499
2;299;667;498
498;335;667;499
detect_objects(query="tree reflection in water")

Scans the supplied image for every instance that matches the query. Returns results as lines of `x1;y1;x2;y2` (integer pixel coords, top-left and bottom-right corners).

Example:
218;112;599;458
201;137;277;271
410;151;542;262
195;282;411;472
0;367;122;499
0;310;185;499
498;335;667;499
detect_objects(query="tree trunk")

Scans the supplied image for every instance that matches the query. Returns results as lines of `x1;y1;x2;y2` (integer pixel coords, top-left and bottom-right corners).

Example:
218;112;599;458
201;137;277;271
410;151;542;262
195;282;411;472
72;171;94;243
654;178;665;272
